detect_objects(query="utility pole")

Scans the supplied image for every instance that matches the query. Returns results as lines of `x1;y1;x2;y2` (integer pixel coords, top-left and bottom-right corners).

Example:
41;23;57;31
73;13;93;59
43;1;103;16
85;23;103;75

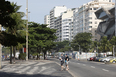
114;0;116;57
26;0;28;61
115;0;116;36
0;24;2;69
83;5;85;33
113;45;115;57
78;45;80;60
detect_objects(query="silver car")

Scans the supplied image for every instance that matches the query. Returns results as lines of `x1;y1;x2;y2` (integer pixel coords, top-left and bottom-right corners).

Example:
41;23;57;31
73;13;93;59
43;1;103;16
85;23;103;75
101;56;113;63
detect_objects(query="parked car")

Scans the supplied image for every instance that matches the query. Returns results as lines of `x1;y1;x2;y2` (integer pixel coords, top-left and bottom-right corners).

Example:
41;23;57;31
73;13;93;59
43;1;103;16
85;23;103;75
95;57;101;61
101;56;113;62
109;57;116;63
88;57;96;61
99;57;106;62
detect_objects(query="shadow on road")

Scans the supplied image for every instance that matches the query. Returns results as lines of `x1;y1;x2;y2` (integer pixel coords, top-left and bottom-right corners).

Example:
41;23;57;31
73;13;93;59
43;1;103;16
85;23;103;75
0;72;60;77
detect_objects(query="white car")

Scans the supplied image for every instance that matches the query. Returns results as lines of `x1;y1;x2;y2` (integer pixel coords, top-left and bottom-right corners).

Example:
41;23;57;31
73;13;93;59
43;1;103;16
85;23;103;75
101;56;113;62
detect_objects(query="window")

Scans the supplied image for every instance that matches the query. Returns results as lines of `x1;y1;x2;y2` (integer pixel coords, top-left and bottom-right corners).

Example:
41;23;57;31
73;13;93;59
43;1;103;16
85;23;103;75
89;22;92;24
68;19;72;21
89;17;92;19
89;12;92;15
94;8;97;10
95;18;97;20
95;22;97;24
89;8;92;10
89;26;92;28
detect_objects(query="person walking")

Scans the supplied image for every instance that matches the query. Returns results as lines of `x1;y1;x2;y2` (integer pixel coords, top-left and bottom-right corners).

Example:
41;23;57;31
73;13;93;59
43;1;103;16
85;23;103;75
59;54;64;71
65;54;69;70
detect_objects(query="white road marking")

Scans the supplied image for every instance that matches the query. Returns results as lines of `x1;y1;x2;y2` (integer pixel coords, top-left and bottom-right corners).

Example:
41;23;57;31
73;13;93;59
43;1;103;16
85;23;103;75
91;66;95;68
27;67;39;74
102;69;109;72
42;68;56;75
16;66;31;74
77;63;80;65
83;64;86;66
35;63;46;65
38;67;47;73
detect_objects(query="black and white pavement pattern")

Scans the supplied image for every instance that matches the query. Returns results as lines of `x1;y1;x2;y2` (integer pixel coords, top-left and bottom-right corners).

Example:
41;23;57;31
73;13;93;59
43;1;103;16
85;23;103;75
0;60;73;77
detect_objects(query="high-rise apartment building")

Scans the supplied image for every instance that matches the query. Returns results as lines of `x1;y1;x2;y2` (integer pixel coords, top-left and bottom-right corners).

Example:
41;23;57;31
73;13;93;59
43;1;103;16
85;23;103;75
55;9;73;42
44;15;50;27
73;0;114;41
50;6;67;29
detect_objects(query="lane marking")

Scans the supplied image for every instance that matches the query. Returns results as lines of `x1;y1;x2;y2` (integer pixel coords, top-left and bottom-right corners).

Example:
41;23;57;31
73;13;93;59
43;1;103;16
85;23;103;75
77;63;80;65
55;62;75;77
102;69;109;72
83;64;86;66
91;66;95;68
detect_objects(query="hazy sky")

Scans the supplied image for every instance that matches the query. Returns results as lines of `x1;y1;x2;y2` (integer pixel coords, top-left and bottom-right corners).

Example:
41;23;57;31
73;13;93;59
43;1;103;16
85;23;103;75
7;0;115;24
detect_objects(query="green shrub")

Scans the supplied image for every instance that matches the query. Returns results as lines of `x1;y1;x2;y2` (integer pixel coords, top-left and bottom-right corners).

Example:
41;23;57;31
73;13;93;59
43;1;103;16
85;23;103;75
19;53;26;60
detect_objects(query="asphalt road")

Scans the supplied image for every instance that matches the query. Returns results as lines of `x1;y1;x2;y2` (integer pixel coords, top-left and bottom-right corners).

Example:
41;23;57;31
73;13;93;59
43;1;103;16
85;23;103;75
49;58;116;77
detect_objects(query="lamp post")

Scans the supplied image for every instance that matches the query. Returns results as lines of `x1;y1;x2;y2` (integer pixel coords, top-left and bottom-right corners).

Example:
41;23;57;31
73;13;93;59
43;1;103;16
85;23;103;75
78;45;80;60
115;0;116;36
0;25;2;69
26;0;28;61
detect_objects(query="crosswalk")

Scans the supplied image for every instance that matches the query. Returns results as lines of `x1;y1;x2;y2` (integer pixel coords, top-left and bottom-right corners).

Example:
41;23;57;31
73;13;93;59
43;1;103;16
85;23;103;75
0;61;56;75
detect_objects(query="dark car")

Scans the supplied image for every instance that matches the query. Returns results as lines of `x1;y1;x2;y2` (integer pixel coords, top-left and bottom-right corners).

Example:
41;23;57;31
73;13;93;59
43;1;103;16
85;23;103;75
95;57;104;62
88;57;96;61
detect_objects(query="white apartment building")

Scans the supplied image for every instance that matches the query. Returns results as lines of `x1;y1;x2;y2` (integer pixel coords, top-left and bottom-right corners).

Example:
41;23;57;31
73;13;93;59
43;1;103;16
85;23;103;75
44;15;50;27
50;6;67;29
73;0;114;41
55;9;73;42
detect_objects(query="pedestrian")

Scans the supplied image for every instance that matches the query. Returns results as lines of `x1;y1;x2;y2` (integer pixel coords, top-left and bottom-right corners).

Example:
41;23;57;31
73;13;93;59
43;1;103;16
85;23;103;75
59;54;64;71
65;54;69;70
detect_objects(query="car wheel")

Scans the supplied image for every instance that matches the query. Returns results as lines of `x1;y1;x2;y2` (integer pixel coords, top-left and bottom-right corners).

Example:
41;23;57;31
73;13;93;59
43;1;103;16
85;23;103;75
104;60;107;63
112;60;116;63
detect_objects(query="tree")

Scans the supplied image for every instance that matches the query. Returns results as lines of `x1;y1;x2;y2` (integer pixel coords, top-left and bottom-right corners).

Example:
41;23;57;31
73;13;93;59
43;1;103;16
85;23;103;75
28;22;57;60
90;41;99;53
53;41;70;52
72;32;92;52
110;36;116;56
0;0;16;28
3;2;26;63
99;36;109;52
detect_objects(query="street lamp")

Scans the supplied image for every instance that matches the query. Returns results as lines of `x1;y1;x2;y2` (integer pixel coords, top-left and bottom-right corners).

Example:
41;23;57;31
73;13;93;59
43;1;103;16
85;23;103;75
115;0;116;36
26;0;28;61
0;25;2;69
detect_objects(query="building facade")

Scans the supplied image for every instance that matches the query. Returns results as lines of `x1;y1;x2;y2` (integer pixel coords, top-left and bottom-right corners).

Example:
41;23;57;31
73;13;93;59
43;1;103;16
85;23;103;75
73;0;114;41
55;9;73;42
50;6;67;29
44;15;50;27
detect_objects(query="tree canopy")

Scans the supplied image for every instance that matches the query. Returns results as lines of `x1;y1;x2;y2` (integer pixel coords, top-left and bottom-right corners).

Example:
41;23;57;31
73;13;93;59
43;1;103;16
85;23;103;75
0;0;16;28
28;22;57;59
71;32;92;52
53;41;71;52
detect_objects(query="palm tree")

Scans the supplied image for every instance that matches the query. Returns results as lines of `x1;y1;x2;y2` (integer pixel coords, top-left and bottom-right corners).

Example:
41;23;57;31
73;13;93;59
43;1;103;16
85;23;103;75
4;2;26;63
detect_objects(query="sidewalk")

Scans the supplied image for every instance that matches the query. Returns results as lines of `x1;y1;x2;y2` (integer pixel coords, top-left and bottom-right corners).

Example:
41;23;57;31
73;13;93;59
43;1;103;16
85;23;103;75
0;60;73;77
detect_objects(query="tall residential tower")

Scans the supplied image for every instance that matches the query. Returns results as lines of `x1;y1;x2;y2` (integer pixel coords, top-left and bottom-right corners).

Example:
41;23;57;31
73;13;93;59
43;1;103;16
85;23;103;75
44;15;50;27
50;6;67;29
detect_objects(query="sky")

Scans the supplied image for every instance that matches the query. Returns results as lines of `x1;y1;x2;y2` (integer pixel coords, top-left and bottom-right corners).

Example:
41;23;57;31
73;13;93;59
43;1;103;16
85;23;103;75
7;0;115;24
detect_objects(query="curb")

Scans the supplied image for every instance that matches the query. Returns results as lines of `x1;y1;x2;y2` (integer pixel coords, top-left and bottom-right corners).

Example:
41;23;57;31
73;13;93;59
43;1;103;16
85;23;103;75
55;62;76;77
